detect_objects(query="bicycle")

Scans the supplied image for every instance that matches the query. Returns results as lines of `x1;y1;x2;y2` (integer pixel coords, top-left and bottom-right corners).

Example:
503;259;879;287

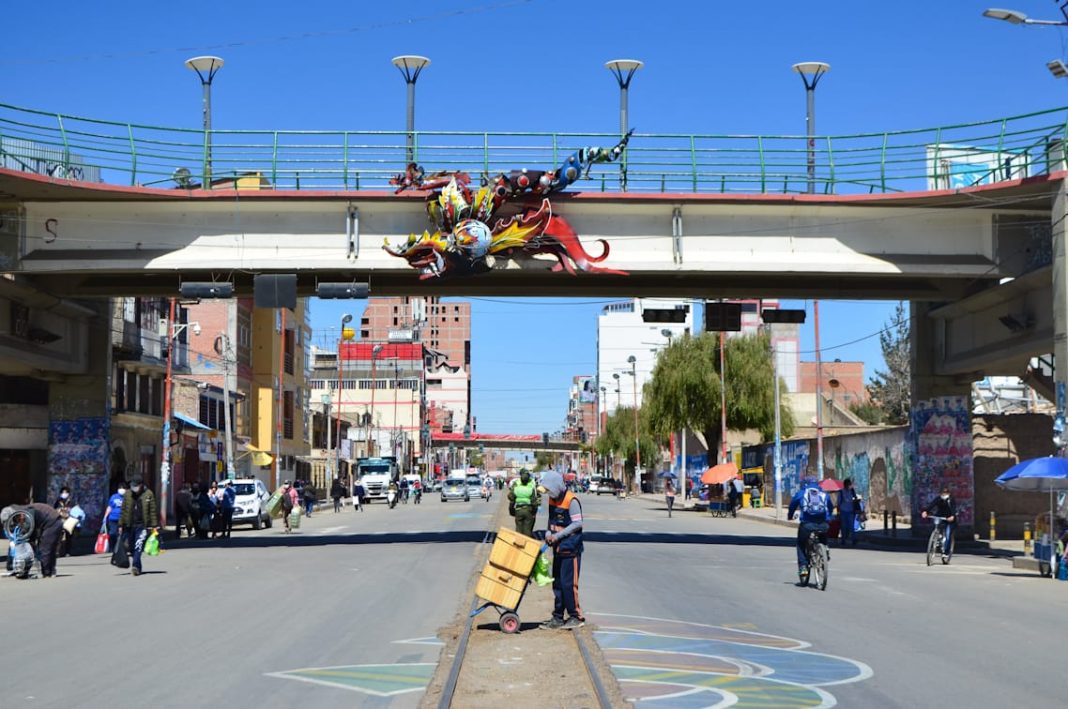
925;515;954;566
4;507;36;578
800;529;829;590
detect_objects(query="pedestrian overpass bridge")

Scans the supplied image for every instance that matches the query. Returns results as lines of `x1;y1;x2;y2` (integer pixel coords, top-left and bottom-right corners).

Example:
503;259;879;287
1;101;1068;382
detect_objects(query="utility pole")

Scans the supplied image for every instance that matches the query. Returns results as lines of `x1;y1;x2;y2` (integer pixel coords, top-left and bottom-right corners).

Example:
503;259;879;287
274;309;286;488
159;298;176;526
220;333;235;479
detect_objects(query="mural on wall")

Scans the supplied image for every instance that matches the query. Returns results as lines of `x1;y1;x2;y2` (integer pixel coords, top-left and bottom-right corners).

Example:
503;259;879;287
384;133;633;279
47;417;110;530
778;440;811;503
830;430;912;517
910;396;974;526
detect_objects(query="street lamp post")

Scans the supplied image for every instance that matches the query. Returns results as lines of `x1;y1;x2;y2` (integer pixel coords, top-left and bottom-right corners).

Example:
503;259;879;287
791;61;830;194
184;56;224;188
599;385;607;475
368;344;383;456
335;315;353;477
217;333;235;479
160;304;200;526
814;301;825;479
982;7;1068;25
391;55;431;165
627;355;640;490
605;59;642;190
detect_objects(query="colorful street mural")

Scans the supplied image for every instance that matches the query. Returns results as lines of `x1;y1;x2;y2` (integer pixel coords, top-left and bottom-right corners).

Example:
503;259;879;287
591;613;873;707
384;133;633;279
47;417;110;529
910;396;974;526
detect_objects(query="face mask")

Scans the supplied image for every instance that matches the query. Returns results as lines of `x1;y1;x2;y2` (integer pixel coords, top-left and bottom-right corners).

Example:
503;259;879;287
60;492;69;499
118;488;125;495
940;494;949;500
133;485;143;494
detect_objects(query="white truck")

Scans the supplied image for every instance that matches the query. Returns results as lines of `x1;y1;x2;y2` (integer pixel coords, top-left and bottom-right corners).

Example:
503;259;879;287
356;457;399;503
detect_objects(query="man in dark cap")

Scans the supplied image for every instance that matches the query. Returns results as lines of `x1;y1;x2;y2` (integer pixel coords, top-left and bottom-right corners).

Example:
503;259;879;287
2;502;64;578
119;475;159;576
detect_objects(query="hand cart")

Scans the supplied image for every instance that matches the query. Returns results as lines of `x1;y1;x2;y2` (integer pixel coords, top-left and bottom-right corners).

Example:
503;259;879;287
470;529;547;633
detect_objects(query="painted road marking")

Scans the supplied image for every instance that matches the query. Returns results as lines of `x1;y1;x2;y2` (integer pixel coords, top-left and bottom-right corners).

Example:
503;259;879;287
589;613;872;708
265;663;434;697
393;636;445;646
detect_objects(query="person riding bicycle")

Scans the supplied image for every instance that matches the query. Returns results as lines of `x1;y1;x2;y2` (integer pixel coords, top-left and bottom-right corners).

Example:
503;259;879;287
787;478;835;579
921;486;957;557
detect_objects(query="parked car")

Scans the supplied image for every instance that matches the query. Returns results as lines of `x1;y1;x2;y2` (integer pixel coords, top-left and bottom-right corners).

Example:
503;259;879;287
465;475;483;499
229;478;272;529
441;477;470;502
430;479;443;492
589;477;620;495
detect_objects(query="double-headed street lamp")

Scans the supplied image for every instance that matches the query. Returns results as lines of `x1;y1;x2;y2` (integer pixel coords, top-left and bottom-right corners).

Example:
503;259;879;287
624;355;641;489
791;61;830;195
983;7;1068;25
392;55;431;164
335;314;353;478
367;344;384;456
184;56;224;187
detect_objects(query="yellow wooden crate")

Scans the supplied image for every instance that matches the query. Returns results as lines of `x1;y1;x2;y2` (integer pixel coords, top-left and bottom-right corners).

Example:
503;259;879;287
475;562;528;609
489;527;540;578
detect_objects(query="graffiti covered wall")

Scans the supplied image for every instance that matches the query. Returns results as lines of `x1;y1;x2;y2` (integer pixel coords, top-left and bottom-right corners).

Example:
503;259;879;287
48;417;110;529
827;427;911;517
910;396;974;527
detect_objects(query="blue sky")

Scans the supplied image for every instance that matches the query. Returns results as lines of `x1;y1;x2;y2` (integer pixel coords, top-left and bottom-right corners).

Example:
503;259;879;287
7;1;1068;433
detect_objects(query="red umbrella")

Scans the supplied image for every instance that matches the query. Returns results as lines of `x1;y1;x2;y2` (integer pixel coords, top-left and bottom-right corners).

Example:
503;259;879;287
701;463;738;485
819;478;844;492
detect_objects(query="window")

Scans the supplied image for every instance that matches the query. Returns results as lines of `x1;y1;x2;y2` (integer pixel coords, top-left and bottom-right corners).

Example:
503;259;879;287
283;390;294;440
150;378;163;416
138;375;150;414
283;329;295;375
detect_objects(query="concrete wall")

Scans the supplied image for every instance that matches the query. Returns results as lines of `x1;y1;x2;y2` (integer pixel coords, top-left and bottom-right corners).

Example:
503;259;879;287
972;413;1055;538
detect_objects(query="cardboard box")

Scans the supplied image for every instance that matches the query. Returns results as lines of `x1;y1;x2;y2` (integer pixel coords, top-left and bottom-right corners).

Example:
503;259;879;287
489;527;540;578
475;562;527;609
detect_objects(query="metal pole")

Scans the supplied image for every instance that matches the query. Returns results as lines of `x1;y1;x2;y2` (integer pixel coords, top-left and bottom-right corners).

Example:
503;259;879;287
681;427;687;501
631;360;640;489
392;361;399;465
221;334;235;479
406;80;416;164
806;84;815;193
325;395;332;476
720;330;728;463
202;80;212;187
275;309;286;489
159;297;176;527
369;349;378;457
814;301;825;479
335;332;345;476
772;326;782;517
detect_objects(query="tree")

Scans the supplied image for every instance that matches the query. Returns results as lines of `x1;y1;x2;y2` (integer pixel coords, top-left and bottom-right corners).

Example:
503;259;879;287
643;332;794;466
866;302;910;425
849;400;885;425
534;451;554;470
594;406;659;488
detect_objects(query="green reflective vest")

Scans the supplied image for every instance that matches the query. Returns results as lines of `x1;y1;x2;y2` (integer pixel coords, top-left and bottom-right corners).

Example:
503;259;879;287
513;480;536;507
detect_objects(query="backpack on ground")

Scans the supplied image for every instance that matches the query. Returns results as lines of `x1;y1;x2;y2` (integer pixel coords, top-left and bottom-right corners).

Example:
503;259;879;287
801;488;827;516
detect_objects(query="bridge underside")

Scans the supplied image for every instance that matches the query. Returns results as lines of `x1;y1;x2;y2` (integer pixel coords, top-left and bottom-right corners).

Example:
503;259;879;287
1;169;1056;301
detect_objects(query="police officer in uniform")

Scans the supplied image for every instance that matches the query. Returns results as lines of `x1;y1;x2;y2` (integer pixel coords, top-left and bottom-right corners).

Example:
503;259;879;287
508;469;540;537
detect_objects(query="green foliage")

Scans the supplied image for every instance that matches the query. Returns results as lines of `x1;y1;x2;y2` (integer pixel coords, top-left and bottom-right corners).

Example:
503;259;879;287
595;406;658;467
849;400;886;425
534;451;554;470
643;332;794;463
467;450;485;468
866;302;911;425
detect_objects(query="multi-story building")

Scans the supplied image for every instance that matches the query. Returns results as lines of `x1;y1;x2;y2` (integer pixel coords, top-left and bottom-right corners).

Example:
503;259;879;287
309;342;424;475
597;298;693;421
360;296;471;433
565;375;598;442
250;302;312;488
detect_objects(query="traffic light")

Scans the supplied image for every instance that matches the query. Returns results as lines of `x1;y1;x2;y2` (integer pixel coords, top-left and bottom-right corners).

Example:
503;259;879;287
542;432;549;445
705;302;742;331
761;308;806;324
642;307;688;323
463;424;471;439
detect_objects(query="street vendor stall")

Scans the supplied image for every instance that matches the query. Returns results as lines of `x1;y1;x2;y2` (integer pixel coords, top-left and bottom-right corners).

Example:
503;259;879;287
996;456;1068;578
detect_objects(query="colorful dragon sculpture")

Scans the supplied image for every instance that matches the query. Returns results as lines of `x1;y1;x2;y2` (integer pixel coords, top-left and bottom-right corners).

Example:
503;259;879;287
383;131;633;279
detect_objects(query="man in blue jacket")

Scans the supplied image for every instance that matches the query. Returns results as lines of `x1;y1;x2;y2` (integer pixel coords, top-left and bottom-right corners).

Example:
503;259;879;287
539;471;585;630
787;479;835;579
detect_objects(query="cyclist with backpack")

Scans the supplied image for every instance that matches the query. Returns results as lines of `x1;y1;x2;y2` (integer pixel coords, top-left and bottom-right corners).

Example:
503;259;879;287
787;479;835;580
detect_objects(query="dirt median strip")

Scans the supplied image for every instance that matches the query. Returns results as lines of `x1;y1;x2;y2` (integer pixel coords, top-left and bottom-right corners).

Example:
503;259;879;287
421;496;627;708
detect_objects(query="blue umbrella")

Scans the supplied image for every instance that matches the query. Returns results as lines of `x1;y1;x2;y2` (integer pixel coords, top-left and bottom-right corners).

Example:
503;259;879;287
658;470;677;479
996;456;1068;574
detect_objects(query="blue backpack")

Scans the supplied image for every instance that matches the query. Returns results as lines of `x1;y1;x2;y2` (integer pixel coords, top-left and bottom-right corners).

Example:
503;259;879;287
801;488;827;517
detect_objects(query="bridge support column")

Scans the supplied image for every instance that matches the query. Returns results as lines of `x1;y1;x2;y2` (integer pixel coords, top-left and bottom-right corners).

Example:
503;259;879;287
1052;177;1068;450
910;301;974;539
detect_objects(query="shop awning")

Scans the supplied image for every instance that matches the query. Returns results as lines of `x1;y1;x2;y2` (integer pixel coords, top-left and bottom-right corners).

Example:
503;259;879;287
238;440;274;467
174;412;210;430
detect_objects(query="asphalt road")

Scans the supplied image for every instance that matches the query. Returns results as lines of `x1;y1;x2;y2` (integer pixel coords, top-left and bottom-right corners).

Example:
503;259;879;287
3;494;497;709
580;494;1068;708
6;491;1065;708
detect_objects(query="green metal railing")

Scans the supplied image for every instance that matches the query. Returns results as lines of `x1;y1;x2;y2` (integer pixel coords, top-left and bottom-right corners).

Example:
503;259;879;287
1;101;1067;195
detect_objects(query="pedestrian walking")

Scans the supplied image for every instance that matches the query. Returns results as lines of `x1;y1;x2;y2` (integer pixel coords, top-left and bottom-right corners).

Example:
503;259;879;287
2;502;65;578
193;483;214;540
838;478;861;546
353;479;364;512
331;478;344;513
174;482;194;539
221;480;236;538
665;478;676;518
104;483;126;551
539;471;586;630
281;481;295;533
303;481;317;517
508;469;540;537
53;485;76;557
118;475;159;577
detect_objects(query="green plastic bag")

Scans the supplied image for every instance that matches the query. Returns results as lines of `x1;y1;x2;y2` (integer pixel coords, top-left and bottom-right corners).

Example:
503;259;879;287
145;530;160;556
532;553;553;587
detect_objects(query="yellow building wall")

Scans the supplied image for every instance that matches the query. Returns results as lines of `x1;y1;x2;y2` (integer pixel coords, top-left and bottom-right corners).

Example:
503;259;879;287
250;301;311;488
